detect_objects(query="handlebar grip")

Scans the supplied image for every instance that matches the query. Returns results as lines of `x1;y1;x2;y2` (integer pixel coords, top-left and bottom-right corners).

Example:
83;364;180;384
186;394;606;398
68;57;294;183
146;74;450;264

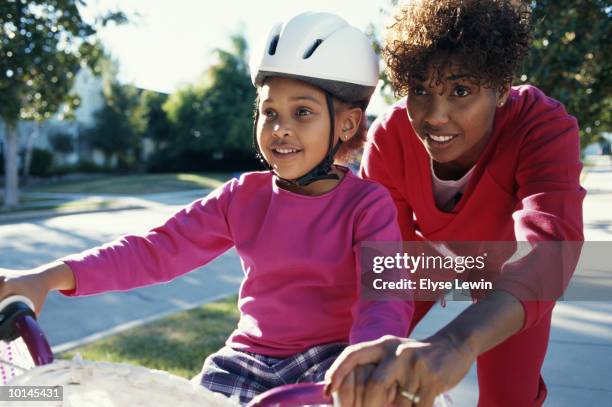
0;295;53;366
15;315;54;366
0;296;36;341
247;382;332;407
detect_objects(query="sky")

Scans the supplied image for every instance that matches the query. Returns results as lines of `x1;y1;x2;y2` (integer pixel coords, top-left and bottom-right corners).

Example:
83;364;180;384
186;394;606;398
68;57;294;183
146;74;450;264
80;0;395;113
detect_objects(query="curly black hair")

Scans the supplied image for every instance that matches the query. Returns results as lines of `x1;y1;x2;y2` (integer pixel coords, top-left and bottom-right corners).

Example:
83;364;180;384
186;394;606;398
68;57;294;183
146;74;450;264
383;0;533;95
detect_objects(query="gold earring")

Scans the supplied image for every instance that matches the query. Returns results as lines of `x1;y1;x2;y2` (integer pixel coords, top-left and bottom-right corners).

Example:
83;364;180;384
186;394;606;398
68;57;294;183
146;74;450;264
498;101;504;107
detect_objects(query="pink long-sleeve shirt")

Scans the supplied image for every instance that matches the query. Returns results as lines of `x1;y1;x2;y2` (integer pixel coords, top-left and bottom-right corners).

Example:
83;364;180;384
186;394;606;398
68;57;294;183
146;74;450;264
61;169;413;356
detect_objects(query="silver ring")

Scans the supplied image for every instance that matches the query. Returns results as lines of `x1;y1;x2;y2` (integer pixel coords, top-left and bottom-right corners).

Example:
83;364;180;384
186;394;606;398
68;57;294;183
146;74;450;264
400;389;421;403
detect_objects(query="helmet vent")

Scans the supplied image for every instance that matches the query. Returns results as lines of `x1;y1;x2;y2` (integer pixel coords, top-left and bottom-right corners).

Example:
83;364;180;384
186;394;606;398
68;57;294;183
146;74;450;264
303;39;323;59
268;35;280;55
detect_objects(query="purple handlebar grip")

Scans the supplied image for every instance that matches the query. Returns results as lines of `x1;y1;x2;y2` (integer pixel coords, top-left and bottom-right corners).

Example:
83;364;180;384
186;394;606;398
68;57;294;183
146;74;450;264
14;315;54;366
247;382;332;407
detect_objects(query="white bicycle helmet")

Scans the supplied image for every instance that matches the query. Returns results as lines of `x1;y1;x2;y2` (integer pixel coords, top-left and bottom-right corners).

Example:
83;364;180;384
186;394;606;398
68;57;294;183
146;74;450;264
250;12;379;186
250;11;379;103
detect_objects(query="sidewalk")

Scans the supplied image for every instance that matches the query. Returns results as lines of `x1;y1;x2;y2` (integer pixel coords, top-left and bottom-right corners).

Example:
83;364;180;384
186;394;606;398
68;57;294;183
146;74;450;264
0;189;211;224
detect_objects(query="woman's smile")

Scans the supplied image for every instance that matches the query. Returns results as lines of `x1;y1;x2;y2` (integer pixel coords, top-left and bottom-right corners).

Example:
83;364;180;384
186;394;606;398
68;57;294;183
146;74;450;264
424;131;460;150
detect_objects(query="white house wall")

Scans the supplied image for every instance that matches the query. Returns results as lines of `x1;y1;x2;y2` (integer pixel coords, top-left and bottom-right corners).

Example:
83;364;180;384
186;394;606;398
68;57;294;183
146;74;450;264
0;65;104;165
70;66;105;127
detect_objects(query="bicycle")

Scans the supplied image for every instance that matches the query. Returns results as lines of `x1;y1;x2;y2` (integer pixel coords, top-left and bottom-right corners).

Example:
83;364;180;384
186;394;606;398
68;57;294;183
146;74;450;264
0;295;333;407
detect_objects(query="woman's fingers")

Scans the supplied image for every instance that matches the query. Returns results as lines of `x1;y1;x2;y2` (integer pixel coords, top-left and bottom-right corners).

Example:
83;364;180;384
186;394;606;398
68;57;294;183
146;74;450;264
386;382;398;405
331;365;375;407
394;357;420;407
361;350;407;407
325;339;390;394
335;369;355;407
353;364;376;407
395;340;453;407
413;389;437;407
395;383;421;407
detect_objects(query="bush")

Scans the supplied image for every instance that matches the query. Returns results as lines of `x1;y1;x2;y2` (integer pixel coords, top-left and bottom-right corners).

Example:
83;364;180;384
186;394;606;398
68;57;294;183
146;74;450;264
49;132;75;154
147;149;264;173
52;160;107;175
29;148;54;177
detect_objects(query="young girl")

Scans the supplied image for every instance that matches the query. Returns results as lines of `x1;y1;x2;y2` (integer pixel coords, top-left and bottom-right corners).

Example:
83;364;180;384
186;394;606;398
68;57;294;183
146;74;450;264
325;1;585;406
0;11;413;404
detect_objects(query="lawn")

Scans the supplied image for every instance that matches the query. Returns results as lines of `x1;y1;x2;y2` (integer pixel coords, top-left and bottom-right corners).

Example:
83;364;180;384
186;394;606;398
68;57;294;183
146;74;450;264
60;295;239;379
26;173;233;195
0;198;116;214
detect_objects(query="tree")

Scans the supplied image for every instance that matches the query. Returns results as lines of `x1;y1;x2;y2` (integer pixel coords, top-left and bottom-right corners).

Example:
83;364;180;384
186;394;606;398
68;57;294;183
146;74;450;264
20;87;80;185
83;81;141;169
377;0;611;149
49;132;75;155
0;1;126;208
522;0;611;149
160;32;257;171
202;34;256;152
139;90;171;154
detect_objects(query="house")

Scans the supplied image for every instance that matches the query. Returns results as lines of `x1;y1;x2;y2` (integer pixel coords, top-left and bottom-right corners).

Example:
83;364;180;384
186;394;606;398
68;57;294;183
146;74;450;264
0;65;105;167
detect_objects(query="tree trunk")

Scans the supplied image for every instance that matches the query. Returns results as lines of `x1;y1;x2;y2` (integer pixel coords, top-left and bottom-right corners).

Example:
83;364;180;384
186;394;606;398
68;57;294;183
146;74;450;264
3;123;20;209
22;123;40;186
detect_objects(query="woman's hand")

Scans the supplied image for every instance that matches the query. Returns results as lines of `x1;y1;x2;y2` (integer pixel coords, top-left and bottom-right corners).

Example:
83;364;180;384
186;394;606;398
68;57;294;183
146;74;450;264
331;363;378;407
325;336;402;406
325;334;477;407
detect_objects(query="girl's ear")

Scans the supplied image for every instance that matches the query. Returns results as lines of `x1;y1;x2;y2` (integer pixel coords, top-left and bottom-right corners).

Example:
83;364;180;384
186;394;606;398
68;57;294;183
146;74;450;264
338;107;363;142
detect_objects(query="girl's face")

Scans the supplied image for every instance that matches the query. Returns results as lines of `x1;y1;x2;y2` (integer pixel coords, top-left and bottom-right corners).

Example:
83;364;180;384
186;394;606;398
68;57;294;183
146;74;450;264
256;77;343;184
406;63;509;174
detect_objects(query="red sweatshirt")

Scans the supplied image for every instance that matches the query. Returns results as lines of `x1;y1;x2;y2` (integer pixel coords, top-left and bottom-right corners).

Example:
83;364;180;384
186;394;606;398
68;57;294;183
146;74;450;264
361;85;585;331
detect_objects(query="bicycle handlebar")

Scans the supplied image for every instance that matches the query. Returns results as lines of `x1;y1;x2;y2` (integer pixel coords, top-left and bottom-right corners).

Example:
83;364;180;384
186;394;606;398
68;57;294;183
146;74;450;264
0;295;53;366
247;382;332;406
14;314;54;366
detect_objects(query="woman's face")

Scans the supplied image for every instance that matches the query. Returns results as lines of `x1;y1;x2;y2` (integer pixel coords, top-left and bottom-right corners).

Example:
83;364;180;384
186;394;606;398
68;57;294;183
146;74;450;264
256;77;332;181
406;63;508;171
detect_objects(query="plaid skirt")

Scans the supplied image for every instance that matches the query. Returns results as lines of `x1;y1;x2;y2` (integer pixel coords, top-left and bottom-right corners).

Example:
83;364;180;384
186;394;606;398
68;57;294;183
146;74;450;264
196;342;346;405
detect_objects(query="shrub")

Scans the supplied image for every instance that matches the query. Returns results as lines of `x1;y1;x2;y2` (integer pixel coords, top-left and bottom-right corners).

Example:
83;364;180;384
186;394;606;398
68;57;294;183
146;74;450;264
29;148;54;177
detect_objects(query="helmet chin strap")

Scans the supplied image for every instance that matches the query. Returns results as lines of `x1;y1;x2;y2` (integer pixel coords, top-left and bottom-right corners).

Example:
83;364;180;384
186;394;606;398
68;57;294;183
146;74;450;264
254;92;343;187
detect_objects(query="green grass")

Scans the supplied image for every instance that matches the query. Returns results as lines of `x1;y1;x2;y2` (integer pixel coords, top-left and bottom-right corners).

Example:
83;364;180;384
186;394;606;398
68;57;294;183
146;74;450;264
27;173;233;195
60;295;240;379
0;197;116;214
0;196;63;205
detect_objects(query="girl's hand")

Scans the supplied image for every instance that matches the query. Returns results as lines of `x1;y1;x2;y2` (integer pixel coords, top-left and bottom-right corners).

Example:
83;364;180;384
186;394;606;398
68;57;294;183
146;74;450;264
325;334;477;407
0;270;52;315
0;262;75;315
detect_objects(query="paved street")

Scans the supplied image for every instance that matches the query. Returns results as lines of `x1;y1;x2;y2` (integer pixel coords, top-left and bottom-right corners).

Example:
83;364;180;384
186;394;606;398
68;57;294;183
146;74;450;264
0;192;244;350
1;156;611;405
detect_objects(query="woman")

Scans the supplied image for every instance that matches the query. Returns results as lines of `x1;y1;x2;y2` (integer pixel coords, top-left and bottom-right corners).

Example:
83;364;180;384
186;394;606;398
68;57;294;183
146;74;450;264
324;1;585;406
